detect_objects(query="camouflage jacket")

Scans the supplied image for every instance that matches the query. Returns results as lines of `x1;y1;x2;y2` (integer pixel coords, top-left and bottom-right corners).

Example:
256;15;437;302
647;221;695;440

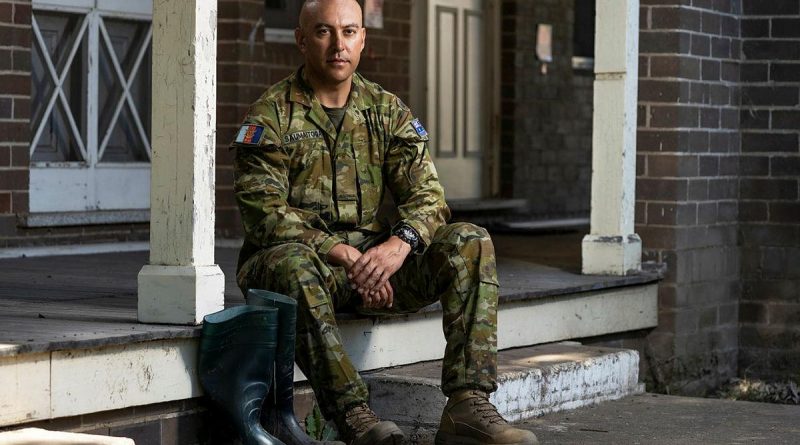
232;68;451;265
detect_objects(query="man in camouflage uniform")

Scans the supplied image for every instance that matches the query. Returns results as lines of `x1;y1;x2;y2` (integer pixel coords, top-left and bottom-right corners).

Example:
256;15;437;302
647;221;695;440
232;1;537;444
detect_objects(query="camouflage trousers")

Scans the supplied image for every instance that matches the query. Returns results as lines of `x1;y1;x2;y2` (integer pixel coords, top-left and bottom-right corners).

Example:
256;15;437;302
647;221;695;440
237;222;499;419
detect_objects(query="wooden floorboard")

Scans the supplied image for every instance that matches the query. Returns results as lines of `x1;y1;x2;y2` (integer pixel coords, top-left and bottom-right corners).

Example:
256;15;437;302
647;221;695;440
0;234;659;358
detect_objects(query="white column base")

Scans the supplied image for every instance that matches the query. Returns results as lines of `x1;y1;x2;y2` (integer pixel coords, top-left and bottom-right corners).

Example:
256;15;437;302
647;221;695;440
582;234;642;276
137;265;225;325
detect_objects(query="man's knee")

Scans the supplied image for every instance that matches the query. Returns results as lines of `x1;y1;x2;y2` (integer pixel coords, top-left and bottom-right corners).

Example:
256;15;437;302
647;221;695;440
239;243;330;294
433;222;493;251
265;243;322;276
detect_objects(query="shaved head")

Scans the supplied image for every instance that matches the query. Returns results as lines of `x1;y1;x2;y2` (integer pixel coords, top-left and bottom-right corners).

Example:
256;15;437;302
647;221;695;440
299;0;364;31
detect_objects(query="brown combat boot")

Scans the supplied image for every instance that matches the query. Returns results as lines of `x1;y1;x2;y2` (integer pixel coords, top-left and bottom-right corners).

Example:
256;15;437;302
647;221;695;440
336;403;404;445
436;390;539;445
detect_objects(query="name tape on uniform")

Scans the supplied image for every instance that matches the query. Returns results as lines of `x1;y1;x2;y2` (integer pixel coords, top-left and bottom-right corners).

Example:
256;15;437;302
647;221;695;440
235;125;265;145
283;130;323;145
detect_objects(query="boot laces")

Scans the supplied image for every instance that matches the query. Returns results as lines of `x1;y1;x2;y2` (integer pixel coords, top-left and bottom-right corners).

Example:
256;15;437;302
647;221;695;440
343;403;380;436
470;393;507;425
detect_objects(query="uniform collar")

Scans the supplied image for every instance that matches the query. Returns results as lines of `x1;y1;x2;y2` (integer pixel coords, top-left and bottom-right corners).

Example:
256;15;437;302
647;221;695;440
289;66;372;111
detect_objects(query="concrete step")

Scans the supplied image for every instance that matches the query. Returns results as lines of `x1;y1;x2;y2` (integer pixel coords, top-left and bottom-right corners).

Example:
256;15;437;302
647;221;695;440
363;342;643;443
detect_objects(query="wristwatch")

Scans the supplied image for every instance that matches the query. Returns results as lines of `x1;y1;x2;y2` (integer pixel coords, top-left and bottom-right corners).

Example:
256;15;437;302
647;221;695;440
392;224;420;253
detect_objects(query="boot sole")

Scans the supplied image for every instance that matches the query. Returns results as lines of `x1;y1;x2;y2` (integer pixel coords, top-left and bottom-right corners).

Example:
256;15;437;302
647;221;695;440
434;430;539;445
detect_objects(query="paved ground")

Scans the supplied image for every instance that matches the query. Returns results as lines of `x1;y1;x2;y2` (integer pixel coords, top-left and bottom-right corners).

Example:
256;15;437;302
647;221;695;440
521;393;800;444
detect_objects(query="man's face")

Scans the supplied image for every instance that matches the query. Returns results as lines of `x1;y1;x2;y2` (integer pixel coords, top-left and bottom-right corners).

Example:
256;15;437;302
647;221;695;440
295;0;366;88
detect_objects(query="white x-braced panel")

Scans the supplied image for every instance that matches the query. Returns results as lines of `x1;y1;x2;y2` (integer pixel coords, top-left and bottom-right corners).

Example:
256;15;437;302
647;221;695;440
97;19;153;161
30;13;89;160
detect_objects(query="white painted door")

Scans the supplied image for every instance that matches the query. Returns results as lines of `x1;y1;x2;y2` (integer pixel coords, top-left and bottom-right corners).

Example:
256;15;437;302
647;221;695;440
425;0;488;200
30;0;152;213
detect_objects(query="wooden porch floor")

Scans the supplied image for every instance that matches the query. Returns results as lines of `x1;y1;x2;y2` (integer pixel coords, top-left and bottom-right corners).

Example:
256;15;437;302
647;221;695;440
0;232;658;358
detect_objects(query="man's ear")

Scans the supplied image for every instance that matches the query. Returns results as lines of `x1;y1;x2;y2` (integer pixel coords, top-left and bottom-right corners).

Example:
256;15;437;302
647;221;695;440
359;27;366;52
295;28;305;52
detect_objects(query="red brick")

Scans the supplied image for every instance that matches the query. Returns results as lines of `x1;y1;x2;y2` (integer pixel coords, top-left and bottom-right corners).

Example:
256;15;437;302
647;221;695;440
13;3;30;25
739;201;767;222
742;133;798;153
0;169;27;191
701;11;721;34
770;202;800;223
11;190;27;213
0;74;29;95
0;192;10;213
650;105;699;128
650;55;701;79
637;178;689;201
0;24;30;47
10;146;28;167
741;179;798;200
0;122;29;143
690;33;710;56
0;3;10;23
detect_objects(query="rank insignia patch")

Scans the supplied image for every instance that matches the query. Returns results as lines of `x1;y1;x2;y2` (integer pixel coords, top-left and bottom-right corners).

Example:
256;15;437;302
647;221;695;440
235;125;265;145
411;118;428;137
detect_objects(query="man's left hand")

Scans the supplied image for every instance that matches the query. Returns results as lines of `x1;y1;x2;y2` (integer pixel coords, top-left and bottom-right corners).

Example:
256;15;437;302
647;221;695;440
348;236;412;307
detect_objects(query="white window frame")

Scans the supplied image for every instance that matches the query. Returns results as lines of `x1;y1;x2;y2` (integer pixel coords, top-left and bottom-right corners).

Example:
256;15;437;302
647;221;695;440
29;0;153;217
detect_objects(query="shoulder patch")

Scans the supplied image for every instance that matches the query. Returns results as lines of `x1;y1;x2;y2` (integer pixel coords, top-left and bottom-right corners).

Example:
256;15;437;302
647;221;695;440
235;124;265;145
411;118;428;138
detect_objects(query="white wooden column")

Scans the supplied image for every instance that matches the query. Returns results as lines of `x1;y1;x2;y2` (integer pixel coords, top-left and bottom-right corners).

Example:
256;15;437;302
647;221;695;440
582;0;641;276
137;0;224;324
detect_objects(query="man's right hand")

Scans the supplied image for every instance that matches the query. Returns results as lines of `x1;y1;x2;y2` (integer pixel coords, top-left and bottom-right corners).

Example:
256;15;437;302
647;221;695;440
327;243;394;309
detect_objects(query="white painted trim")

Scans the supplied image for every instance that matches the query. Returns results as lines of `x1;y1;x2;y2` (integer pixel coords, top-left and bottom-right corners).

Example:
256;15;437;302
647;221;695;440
0;339;199;426
0;239;242;258
33;0;153;18
324;282;658;374
0;282;656;426
138;265;225;325
0;242;149;259
32;0;93;13
20;209;150;227
0;429;134;445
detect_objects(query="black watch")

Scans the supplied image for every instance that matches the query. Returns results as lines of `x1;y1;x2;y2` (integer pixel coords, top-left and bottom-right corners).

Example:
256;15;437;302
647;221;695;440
392;224;420;252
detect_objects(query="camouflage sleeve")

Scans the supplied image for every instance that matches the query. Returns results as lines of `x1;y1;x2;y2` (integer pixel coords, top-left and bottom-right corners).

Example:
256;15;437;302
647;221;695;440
232;102;344;257
383;98;451;253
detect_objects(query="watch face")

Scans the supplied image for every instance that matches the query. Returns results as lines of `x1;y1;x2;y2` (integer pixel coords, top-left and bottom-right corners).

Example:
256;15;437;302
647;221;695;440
396;225;419;247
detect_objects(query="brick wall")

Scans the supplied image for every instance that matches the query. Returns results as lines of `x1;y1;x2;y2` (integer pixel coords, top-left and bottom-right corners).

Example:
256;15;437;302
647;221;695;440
637;0;742;394
215;0;413;237
737;0;800;381
500;0;593;218
0;0;31;241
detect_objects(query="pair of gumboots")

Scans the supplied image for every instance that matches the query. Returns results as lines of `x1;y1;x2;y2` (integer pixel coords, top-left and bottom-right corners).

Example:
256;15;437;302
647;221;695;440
198;289;344;445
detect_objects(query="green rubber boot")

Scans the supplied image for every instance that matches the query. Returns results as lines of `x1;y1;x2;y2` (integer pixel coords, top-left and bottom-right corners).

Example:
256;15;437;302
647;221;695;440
199;305;286;445
247;289;346;445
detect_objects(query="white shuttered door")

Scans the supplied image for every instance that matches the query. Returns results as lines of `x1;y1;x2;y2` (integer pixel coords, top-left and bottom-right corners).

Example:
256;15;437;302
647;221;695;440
30;0;152;213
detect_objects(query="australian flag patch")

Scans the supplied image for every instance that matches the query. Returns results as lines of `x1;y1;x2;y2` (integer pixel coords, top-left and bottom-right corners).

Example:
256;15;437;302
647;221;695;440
411;118;428;138
235;124;265;145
